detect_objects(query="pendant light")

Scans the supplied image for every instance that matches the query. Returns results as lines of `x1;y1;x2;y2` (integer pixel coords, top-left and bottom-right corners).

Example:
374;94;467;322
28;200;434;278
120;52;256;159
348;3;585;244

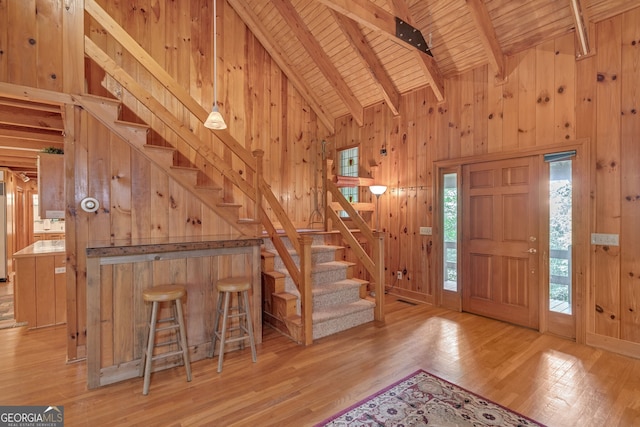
204;0;227;130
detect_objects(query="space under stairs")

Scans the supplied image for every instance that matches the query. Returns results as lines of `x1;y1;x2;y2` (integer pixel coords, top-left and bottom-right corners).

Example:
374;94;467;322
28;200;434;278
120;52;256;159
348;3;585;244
74;94;259;235
262;233;376;342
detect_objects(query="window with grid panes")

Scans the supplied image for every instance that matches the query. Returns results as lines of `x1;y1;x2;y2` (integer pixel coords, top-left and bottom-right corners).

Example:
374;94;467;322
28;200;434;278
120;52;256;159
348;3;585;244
338;147;358;217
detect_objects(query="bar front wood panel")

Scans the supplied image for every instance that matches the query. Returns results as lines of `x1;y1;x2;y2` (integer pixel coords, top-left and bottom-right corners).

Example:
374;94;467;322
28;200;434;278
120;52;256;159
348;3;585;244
86;239;262;389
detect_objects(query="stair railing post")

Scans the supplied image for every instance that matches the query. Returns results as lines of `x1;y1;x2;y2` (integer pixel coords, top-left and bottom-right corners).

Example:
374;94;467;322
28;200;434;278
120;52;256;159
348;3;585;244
253;149;264;235
374;230;385;322
299;235;314;345
325;158;334;231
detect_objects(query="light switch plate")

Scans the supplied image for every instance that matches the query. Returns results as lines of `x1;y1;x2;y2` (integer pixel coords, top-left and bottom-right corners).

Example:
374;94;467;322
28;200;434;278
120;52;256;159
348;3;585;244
419;226;432;235
591;233;619;246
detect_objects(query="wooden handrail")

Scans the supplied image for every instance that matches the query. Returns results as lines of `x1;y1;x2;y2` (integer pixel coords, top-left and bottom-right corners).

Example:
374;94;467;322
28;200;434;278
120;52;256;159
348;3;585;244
325;162;385;322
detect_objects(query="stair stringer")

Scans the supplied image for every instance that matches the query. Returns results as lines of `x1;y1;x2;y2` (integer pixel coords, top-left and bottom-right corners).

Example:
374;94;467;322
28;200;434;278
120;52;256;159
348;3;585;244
74;94;256;235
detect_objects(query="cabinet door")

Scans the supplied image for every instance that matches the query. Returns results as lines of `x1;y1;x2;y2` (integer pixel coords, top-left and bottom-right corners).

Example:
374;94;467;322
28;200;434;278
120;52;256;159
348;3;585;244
38;153;65;219
55;255;66;324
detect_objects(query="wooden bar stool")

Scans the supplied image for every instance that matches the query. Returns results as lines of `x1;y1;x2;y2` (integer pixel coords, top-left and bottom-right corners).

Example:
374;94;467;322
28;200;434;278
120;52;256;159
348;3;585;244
139;284;192;395
209;277;257;372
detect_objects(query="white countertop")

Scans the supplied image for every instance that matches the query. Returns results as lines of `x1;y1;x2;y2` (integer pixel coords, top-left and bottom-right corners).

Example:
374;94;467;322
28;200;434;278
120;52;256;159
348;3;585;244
14;240;66;258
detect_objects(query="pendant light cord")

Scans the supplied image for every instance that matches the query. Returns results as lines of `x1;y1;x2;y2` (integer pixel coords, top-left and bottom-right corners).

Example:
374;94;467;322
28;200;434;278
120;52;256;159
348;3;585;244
213;0;218;110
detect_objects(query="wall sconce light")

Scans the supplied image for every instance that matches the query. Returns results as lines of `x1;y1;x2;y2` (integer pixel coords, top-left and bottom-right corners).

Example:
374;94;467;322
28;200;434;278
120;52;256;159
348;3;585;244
369;185;387;230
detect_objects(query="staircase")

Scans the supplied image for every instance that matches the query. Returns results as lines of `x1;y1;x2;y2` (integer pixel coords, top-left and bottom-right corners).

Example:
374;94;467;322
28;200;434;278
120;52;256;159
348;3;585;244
80;0;385;346
262;233;375;342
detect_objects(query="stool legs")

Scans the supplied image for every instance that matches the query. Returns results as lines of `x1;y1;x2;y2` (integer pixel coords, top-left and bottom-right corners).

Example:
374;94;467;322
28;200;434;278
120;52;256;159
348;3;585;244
140;298;191;395
210;289;257;373
175;297;192;383
140;301;159;395
242;290;258;363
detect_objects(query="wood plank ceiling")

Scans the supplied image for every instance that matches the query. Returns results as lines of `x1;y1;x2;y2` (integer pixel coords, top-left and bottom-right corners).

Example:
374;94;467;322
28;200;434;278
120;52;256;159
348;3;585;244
0;96;64;181
0;0;636;179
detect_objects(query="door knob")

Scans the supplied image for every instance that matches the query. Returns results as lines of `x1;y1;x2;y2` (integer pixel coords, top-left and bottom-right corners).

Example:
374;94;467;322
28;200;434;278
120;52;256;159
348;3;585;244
525;248;537;254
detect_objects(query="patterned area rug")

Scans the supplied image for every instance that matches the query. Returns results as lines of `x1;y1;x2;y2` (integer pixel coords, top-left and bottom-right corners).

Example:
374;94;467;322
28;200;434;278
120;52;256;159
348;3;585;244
317;369;544;427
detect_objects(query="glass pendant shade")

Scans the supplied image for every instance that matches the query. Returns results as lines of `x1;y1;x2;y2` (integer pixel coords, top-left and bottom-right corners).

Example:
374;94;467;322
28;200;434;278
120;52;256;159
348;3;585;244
204;105;227;130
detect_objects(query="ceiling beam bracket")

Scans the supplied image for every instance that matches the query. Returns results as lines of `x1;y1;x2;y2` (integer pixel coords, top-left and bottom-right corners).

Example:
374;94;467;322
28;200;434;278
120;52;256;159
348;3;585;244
395;18;433;57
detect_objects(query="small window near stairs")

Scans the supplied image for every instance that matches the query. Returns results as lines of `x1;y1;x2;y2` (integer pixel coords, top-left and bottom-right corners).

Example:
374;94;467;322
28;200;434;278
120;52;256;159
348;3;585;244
338;147;358;217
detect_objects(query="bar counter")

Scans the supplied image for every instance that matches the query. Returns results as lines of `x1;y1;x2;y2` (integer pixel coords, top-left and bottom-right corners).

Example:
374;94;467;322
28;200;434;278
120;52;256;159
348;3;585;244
85;234;263;389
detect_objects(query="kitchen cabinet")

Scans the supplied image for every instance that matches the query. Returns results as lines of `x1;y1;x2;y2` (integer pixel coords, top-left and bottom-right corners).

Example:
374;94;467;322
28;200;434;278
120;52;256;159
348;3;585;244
33;233;65;242
14;240;66;328
37;153;65;219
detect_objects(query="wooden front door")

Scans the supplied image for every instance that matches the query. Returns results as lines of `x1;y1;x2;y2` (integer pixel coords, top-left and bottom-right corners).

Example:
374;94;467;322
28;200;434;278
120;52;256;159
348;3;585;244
462;156;539;329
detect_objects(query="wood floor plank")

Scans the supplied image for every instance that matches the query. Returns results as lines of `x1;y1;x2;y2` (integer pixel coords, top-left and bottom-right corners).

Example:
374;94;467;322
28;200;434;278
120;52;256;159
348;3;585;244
0;295;638;426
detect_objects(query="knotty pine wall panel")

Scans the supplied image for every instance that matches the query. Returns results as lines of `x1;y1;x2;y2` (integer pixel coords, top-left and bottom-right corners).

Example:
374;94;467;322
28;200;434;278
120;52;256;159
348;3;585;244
619;7;640;343
594;16;622;338
333;7;640;357
65;108;240;359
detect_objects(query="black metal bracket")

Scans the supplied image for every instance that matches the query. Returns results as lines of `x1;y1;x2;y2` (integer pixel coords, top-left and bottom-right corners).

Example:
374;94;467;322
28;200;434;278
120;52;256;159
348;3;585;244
395;17;433;57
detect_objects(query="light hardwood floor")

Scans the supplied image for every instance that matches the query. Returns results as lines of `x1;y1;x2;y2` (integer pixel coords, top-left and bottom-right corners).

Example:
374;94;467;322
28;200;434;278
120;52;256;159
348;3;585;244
1;295;639;426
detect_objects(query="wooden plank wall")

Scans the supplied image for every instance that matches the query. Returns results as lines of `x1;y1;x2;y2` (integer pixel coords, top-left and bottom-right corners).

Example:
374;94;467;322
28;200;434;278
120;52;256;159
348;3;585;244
65;107;253;359
2;0;640;359
332;7;640;355
83;0;328;228
1;0;327;359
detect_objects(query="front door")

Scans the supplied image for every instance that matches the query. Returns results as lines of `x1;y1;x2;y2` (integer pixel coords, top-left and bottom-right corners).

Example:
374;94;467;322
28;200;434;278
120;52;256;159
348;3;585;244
461;156;539;329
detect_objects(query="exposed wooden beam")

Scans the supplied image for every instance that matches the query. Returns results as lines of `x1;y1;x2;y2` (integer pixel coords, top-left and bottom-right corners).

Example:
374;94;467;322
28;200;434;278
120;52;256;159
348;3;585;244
465;0;505;80
0;105;64;133
0;97;62;114
0;82;73;105
330;11;400;116
569;0;592;57
270;0;364;126
0;127;64;145
0;148;40;159
0;156;39;169
315;0;444;102
226;0;335;133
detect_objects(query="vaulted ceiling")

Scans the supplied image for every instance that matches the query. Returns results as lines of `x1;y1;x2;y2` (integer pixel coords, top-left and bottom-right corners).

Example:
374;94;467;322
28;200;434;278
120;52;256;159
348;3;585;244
227;0;637;128
0;0;636;179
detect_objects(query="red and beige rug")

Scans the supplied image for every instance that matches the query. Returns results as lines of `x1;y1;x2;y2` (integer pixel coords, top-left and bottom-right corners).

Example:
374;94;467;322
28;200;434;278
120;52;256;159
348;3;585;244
317;369;544;426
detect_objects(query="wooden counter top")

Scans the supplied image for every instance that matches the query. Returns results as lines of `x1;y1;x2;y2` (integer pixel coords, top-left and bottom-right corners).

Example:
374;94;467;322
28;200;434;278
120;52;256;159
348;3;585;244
86;234;262;258
14;240;66;258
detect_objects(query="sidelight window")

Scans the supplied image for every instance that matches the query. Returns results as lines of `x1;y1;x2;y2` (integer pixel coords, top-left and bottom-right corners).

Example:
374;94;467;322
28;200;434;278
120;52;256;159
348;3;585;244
547;154;573;314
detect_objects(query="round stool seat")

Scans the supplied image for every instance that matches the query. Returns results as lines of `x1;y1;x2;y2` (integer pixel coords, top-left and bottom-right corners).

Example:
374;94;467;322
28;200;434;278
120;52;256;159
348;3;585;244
143;284;186;302
217;277;251;293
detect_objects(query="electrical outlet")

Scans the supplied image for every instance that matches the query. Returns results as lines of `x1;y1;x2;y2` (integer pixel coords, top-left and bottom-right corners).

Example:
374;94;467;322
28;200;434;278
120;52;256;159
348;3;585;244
419;226;432;236
397;271;402;280
591;233;619;246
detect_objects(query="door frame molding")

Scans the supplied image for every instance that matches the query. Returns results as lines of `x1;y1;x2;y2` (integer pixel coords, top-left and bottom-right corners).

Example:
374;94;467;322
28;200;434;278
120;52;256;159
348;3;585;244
433;139;590;343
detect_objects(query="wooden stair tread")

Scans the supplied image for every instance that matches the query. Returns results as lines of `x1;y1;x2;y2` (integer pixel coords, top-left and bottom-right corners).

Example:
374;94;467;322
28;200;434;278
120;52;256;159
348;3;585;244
170;165;199;172
143;144;175;152
76;93;120;106
114;119;149;130
194;185;222;192
238;218;260;224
